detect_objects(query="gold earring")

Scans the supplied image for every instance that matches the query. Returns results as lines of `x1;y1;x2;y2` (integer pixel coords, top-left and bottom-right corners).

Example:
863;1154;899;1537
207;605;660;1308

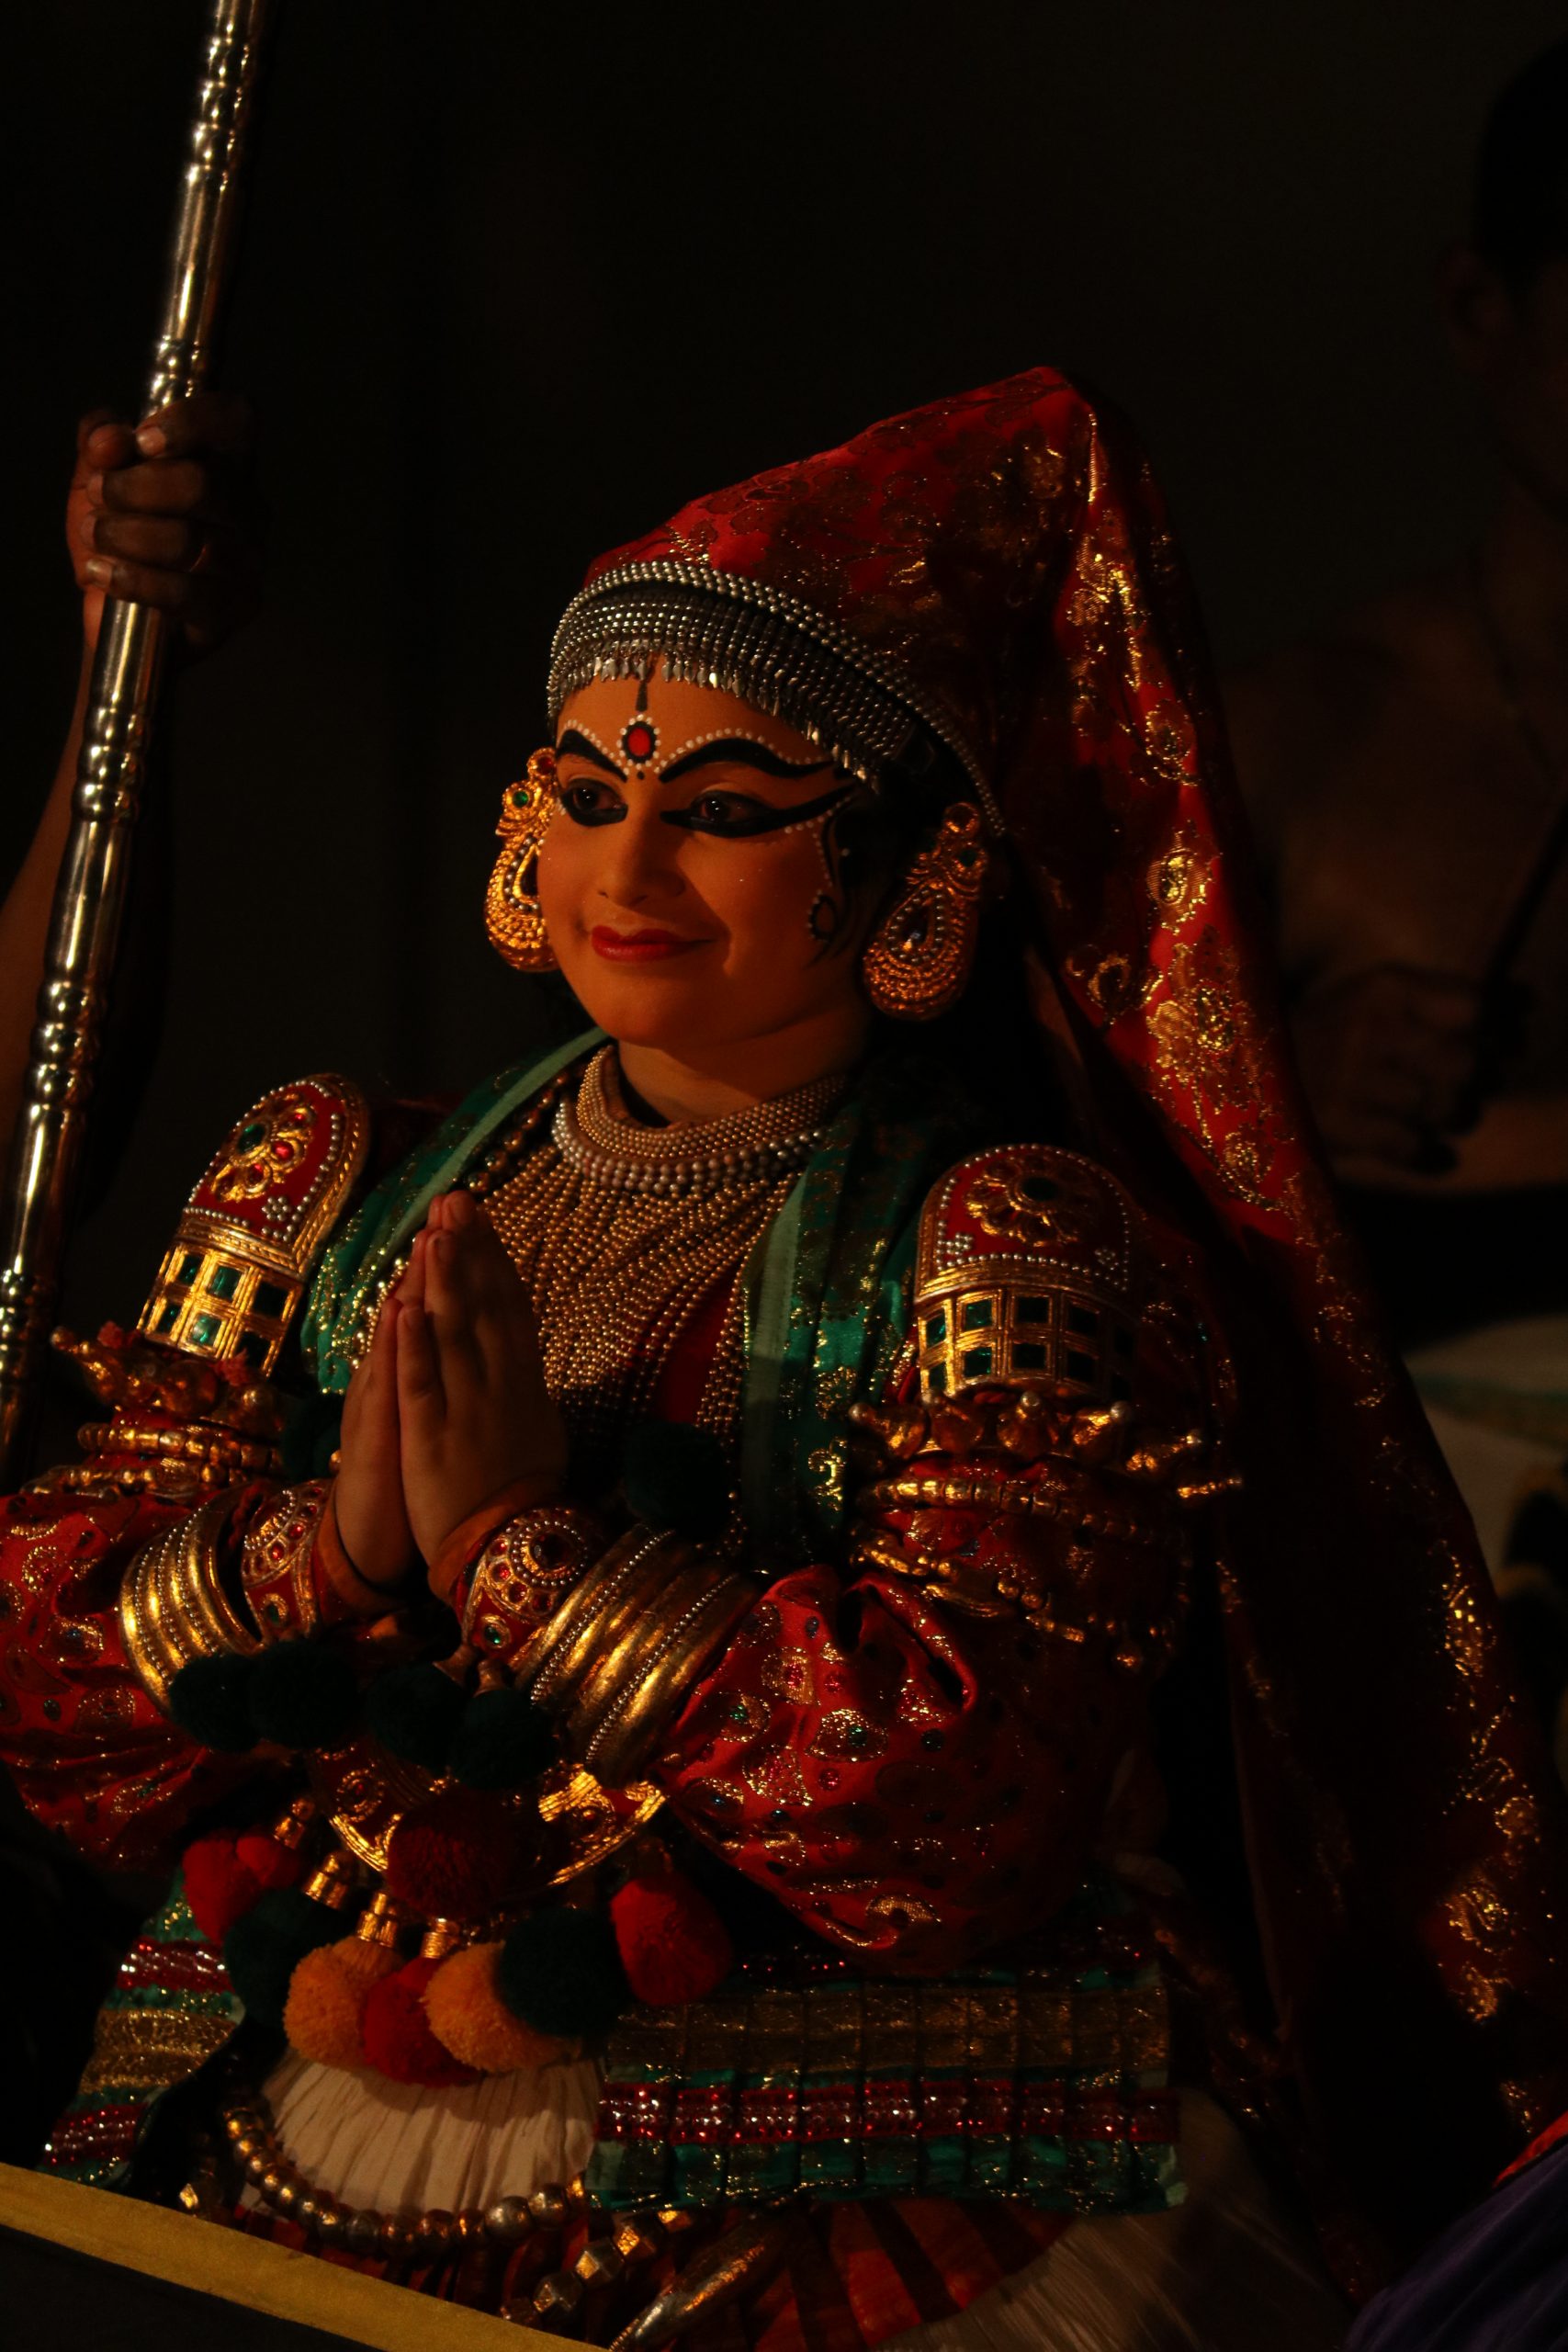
861;801;989;1021
485;747;558;972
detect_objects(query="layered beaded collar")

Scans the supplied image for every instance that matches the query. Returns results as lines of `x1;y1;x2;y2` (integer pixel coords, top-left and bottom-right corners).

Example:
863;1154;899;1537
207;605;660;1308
552;1046;848;1199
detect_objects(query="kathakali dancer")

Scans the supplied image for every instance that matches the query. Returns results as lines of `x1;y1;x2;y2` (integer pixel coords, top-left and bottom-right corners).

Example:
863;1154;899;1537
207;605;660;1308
1;369;1564;2349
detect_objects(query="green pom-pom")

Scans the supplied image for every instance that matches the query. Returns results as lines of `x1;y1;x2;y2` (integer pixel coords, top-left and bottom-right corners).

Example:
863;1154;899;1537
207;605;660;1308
222;1886;341;2028
496;1907;629;2039
448;1687;555;1791
247;1638;359;1751
623;1420;731;1542
365;1661;468;1771
169;1653;260;1753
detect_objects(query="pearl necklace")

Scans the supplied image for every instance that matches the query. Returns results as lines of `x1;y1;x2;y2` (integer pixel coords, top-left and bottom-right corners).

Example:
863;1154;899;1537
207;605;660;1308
553;1046;846;1197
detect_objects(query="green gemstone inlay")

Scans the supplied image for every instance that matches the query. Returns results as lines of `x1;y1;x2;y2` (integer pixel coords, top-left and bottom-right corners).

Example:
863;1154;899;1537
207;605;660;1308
961;1345;993;1377
238;1121;267;1150
923;1312;946;1347
188;1313;220;1348
177;1252;202;1286
155;1302;178;1334
207;1263;240;1301
961;1297;993;1332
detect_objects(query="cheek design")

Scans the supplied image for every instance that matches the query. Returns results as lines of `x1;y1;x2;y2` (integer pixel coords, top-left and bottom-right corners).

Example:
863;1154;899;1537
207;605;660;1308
806;808;853;953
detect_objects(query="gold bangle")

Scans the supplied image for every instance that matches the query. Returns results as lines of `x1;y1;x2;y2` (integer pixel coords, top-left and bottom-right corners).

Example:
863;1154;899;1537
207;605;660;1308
580;1576;756;1787
118;1526;175;1706
563;1560;724;1755
462;1505;599;1661
119;1491;261;1713
173;1497;262;1657
241;1483;330;1640
524;1528;683;1714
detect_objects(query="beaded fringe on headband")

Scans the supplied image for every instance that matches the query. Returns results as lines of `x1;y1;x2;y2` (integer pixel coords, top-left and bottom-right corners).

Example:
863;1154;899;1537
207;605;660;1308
548;560;1003;834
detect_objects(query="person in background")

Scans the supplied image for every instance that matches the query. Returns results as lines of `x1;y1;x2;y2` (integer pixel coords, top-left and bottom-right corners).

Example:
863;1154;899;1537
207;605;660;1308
1225;40;1568;1756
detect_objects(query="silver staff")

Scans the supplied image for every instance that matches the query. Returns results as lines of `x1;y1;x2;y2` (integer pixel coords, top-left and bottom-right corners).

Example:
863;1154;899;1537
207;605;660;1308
0;0;273;1481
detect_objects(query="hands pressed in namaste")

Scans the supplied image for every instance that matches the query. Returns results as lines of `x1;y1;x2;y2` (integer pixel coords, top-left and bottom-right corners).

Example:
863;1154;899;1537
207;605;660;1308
333;1192;566;1607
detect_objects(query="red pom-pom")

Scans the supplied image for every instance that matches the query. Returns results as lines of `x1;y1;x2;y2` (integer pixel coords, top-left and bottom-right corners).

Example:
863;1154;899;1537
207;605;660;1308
361;1956;480;2088
610;1869;733;2007
385;1787;536;1920
183;1830;265;1946
234;1829;305;1894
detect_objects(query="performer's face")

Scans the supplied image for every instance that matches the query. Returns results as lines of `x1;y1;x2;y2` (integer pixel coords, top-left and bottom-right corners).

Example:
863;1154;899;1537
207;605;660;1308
538;676;879;1058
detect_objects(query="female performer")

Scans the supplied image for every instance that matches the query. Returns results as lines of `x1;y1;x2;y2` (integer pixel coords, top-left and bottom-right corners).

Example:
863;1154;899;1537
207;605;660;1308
2;368;1562;2348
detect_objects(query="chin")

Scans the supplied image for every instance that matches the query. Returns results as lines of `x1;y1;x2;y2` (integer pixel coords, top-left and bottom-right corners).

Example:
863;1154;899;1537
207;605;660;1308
563;970;722;1056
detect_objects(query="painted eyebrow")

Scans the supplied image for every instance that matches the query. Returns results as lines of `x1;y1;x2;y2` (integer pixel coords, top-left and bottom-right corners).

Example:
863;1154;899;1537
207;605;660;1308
555;728;625;777
659;738;834;783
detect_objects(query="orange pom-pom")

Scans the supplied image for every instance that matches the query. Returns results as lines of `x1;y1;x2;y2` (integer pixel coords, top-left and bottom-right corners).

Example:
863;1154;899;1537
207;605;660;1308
283;1936;400;2071
362;1955;480;2087
234;1828;305;1894
610;1869;733;2007
423;1942;577;2074
183;1830;265;1946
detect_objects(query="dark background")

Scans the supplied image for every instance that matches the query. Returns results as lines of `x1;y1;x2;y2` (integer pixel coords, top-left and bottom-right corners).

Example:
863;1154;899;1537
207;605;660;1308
8;0;1566;1329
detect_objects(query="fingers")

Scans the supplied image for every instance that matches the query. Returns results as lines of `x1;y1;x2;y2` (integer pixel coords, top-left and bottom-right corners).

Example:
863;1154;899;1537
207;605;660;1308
398;1229;429;1308
98;458;220;517
1293;963;1493;1170
396;1294;445;1411
82;510;205;570
421;1229;484;1373
132;390;254;461
431;1202;536;1335
69;395;258;656
77;410;136;469
76;553;250;646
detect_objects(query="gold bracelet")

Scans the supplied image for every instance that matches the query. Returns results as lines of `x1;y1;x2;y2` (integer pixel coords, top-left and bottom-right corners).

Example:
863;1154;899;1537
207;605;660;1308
563;1560;723;1753
119;1491;261;1713
461;1505;599;1663
580;1575;757;1786
241;1483;330;1641
524;1528;684;1714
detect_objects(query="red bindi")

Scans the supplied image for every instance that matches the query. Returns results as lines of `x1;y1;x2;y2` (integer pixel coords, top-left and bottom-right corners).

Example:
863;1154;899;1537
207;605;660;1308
622;719;658;765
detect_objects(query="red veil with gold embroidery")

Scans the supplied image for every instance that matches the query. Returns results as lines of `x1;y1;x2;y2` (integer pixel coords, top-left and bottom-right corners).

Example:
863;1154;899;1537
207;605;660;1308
580;368;1568;2265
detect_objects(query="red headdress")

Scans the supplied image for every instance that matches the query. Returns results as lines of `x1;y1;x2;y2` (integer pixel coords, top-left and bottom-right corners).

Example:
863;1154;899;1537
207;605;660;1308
550;369;1568;2265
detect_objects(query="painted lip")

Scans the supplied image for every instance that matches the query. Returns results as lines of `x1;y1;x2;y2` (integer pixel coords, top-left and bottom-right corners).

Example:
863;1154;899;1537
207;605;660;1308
589;924;709;964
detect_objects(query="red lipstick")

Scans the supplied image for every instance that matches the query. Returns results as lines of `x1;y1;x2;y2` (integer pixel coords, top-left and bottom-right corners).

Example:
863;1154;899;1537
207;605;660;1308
590;925;706;964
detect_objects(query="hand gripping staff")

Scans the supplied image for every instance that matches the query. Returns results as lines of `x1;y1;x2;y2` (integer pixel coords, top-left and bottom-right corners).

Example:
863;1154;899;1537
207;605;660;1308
0;0;273;1480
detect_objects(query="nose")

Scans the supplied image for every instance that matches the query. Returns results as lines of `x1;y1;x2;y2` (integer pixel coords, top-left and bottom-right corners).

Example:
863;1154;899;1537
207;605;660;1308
595;799;683;911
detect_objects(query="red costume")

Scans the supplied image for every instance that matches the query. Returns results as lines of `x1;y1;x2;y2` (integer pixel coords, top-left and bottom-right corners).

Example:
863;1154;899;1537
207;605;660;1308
1;370;1563;2344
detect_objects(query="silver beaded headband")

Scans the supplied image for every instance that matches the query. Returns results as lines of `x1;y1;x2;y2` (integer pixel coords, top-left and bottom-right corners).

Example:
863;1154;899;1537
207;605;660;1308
547;559;1003;837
